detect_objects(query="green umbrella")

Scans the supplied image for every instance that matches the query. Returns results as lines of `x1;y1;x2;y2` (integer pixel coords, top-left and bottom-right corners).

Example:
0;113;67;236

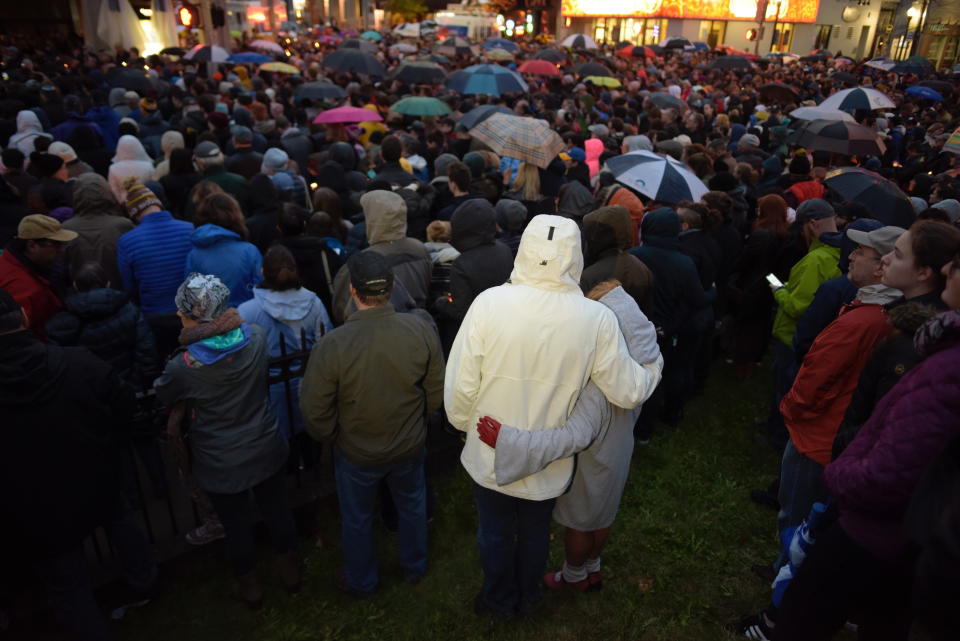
361;30;382;42
389;97;452;117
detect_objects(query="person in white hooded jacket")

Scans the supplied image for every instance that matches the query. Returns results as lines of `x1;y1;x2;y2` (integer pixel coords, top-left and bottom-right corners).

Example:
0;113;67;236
108;135;155;203
444;214;662;617
9;110;52;156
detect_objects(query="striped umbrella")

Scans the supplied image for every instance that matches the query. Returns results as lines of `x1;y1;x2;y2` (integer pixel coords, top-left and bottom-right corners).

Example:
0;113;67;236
517;60;561;76
446;64;528;96
560;34;598;49
788;119;886;156
458;105;514;130
605;151;708;204
184;44;231;62
390;97;452;117
436;37;476;57
469;114;565;169
941;126;960;155
322;49;386;76
819;87;895;111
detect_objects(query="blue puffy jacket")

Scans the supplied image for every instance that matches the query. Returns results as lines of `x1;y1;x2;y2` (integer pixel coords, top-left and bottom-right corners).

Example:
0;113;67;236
185;224;263;307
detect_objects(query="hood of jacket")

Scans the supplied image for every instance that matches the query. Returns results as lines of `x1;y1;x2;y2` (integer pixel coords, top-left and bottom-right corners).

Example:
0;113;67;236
63;288;130;319
450;198;496;252
557;180;595;221
16;110;43;134
640;207;681;250
329;142;358;171
509;214;583;293
361;190;407;244
72;173;120;218
112;135;151;163
250;287;317;323
191;223;242;248
599;285;659;364
583;205;632;263
108;88;127;108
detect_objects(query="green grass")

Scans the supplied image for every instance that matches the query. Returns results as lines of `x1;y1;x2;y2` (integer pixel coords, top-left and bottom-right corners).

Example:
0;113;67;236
117;363;782;641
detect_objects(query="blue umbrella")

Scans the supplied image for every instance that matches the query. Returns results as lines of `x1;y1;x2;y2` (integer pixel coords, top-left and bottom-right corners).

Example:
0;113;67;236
692;41;709;51
445;64;528;96
457;104;514;130
906;85;944;101
228;52;272;64
482;37;520;53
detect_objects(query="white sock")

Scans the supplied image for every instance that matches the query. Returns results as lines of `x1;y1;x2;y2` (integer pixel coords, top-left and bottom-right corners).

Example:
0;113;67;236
561;561;587;583
584;557;601;574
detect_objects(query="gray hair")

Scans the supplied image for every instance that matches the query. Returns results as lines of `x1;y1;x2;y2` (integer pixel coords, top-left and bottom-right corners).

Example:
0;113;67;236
175;273;230;322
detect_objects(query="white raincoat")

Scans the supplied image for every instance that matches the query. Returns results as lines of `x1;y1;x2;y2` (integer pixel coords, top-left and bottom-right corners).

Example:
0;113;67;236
445;215;661;501
9;110;52;156
108;135;155;203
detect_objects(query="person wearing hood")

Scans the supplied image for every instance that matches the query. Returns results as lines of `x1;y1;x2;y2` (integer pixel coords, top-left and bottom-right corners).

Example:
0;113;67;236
494;199;526;256
556;179;595;224
278;116;313;176
434;199;514;352
1;148;39;205
108;135;155;203
67;125;113;178
445;214;662;618
330;189;432;324
109;87;133;120
429;152;458;217
159;148;202;219
185;193;263;307
629;207;715;431
51;96;106;148
84;90;121;152
9;110;52;156
154;274;298;608
137;98;170;157
245;173;283;252
26;152;72;216
581;205;654;315
48;142;93;180
152;130;185;182
225;126;264;181
238;245;331;440
62;173;133;289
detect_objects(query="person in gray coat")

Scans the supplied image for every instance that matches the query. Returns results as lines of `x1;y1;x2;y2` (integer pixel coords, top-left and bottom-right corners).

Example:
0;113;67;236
476;281;663;591
154;274;299;609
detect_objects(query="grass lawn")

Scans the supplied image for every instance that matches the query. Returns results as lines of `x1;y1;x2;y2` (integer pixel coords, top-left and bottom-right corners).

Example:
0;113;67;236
117;362;783;641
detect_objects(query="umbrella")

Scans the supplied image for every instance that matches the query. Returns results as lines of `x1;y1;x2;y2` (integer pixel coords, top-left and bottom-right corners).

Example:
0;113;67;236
340;38;378;53
313;106;383;124
823;167;916;228
810;48;833;56
446;64;528;96
788;119;885;156
390;97;452;117
296;81;347;101
534;48;566;63
486;48;514;62
759;82;799;103
249;39;284;54
436;37;476;57
906;85;944;101
692;41;709;51
570;62;610;77
469;114;565;169
260;62;299;74
918;80;954;96
390;61;446;85
789;106;856;123
585;75;621;88
483;38;519;53
660;37;694;50
606;151;708;204
457;104;514;130
517;60;560;76
561;34;598;49
710;56;752;71
106;68;157;94
228;52;272;64
159;46;185;56
647;92;685;110
891;57;932;74
361;30;382;42
833;56;854;67
832;71;857;85
944;126;960;155
819;87;895;111
390;43;418;54
771;501;830;608
322;49;386;76
865;57;895;71
765;52;800;62
184;44;231;63
418;54;450;64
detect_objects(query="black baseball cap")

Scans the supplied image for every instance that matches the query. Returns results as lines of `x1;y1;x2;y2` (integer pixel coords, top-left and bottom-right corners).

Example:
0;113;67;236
348;252;394;297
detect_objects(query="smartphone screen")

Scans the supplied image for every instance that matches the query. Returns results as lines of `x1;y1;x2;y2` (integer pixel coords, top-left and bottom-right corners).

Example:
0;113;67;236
766;273;783;288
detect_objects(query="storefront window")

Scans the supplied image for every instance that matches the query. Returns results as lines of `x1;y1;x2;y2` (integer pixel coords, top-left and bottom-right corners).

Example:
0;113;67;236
814;24;831;50
772;23;794;51
699;20;726;48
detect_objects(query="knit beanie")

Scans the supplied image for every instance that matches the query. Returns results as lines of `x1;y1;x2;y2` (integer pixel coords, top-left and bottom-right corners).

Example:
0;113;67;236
788;154;811;175
123;177;163;218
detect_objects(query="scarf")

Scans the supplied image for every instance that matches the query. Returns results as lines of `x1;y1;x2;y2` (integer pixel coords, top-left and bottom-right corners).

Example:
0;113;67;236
914;309;960;358
178;308;243;346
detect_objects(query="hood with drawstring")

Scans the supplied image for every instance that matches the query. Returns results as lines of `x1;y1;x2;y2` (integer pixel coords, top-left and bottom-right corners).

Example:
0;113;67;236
509;214;583;293
361;190;407;244
450;198;497;253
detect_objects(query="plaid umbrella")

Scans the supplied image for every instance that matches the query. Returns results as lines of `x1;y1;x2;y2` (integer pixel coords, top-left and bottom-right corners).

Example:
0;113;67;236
788;119;886;156
469;114;564;169
819;87;895;111
390;61;446;85
184;44;231;62
436;37;476;57
322;49;385;76
823;167;916;228
534;48;566;63
560;34;598;49
390;97;452;117
710;55;752;71
295;81;346;100
570;62;610;77
458;105;514;130
446;64;528;96
313;106;383;124
605;151;708;204
518;60;561;76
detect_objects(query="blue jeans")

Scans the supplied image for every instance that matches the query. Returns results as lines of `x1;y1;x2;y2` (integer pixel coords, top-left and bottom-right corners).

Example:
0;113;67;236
473;483;556;616
333;447;427;594
775;439;826;567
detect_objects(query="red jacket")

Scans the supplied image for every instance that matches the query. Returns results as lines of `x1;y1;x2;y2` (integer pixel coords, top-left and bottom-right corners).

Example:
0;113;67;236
781;299;894;465
784;177;825;208
0;249;63;341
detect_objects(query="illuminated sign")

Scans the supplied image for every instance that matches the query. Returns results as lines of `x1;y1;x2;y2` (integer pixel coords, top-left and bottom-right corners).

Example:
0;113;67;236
561;0;819;23
178;3;198;27
246;4;288;24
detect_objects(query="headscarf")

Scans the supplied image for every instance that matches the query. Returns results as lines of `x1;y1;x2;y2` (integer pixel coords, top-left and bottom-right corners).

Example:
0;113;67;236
175;273;231;322
112;135;152;163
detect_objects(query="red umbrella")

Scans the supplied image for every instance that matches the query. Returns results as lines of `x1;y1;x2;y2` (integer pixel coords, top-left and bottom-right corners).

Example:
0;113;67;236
312;106;383;124
616;45;656;59
517;60;561;76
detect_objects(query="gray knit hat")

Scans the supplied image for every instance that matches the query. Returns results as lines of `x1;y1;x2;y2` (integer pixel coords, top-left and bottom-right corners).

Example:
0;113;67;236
175;273;230;322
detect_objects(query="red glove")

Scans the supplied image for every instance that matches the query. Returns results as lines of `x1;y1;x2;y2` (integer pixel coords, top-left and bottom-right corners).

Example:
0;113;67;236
476;416;501;448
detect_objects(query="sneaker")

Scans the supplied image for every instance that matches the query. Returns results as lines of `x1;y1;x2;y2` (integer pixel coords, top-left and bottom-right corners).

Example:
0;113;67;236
730;613;774;641
542;569;594;592
185;518;225;546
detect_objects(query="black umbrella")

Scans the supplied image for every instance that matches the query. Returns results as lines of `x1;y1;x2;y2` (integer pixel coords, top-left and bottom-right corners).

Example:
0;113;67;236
662;37;693;50
759;82;799;103
339;38;377;53
322;49;386;76
823;167;915;228
919;79;954;96
788;119;885;156
570;62;610;77
710;56;752;71
800;54;828;63
647;92;685;110
107;68;158;94
390;61;447;85
832;71;857;85
534;48;566;63
891;61;931;74
295;81;347;100
457;104;514;130
159;46;185;56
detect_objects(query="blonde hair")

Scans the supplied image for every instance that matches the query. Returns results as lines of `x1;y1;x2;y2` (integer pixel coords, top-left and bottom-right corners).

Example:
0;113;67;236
513;162;541;201
586;279;621;301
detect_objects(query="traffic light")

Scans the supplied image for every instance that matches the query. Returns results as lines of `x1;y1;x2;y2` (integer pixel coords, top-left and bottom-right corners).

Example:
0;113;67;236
177;2;199;28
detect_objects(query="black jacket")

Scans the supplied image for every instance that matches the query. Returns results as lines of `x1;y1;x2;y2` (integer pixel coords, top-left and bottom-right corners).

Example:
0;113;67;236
679;229;722;291
46;288;159;388
0;329;135;557
225;148;265;181
277;234;344;312
0;175;28;247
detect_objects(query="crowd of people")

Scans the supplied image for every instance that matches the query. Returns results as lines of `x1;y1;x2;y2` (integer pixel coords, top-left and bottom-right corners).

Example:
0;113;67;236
1;24;960;641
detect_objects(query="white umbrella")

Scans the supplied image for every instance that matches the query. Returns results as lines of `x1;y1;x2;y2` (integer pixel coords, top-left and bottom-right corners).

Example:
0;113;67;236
819;87;896;111
390;43;418;54
605;151;708;204
790;106;857;123
561;34;598;49
183;44;231;63
249;39;284;54
865;57;895;71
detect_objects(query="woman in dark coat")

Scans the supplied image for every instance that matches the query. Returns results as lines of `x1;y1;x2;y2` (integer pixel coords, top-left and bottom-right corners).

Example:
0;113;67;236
580;205;654;315
160;148;203;220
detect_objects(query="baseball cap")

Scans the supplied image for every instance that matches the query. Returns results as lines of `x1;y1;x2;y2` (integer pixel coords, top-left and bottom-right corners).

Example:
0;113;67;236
795;198;835;223
845;225;906;256
559;147;586;162
348;251;394;297
17;214;78;242
194;141;221;159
